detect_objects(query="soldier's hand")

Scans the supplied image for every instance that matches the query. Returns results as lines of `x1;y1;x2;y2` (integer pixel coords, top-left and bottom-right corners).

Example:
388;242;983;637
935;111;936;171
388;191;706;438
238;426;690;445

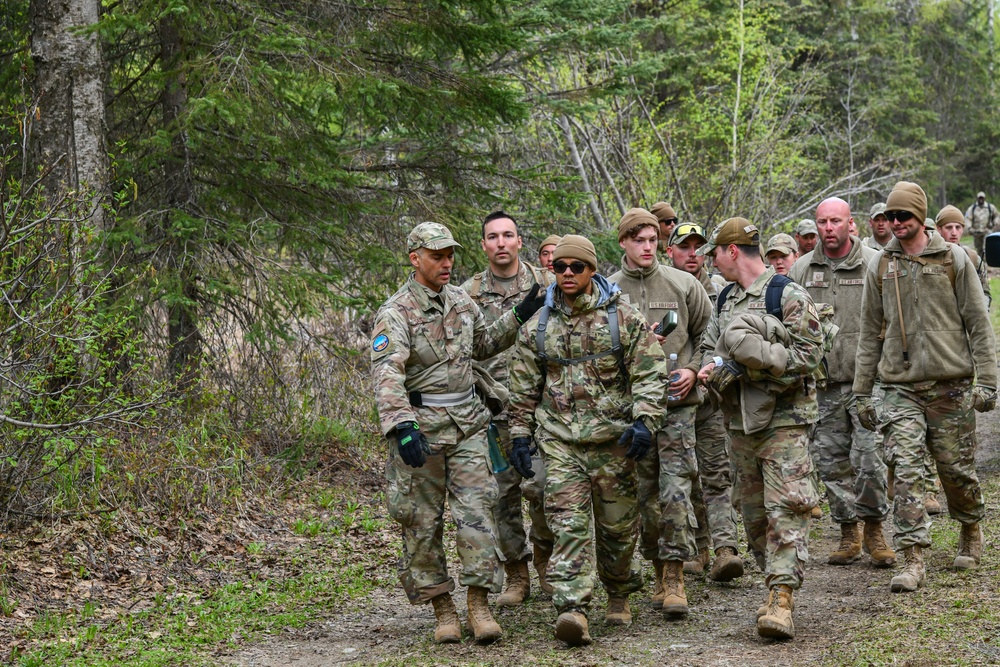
856;395;878;431
973;386;997;413
394;421;430;468
707;359;743;395
513;284;545;324
510;437;535;478
619;419;652;461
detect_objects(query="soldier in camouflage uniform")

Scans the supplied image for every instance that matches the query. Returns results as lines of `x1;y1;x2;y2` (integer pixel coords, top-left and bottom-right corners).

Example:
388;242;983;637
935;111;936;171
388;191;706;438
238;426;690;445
697;217;823;640
789;198;894;569
765;233;798;276
855;182;997;594
461;211;555;606
795;219;819;255
935;205;991;308
863;203;891;250
664;223;742;581
371;222;544;644
609;210;737;618
508;234;668;646
964;191;998;257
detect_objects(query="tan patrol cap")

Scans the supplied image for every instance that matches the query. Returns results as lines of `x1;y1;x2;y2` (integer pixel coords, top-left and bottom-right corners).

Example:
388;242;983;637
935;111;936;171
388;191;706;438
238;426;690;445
765;233;797;257
407;222;463;252
696;217;760;256
796;219;818;236
869;203;887;218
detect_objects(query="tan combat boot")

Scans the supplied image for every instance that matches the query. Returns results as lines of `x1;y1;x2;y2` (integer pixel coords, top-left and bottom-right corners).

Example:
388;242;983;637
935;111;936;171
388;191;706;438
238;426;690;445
605;596;632;626
890;546;925;593
651;559;666;609
554;609;592;646
533;547;554;594
756;588;774;619
682;547;710;575
954;522;984;570
810;505;823;520
496;559;530;606
430;593;462;644
466;586;502;644
708;546;744;582
661;560;688;617
863;520;896;568
828;522;862;565
757;584;795;639
925;493;942;515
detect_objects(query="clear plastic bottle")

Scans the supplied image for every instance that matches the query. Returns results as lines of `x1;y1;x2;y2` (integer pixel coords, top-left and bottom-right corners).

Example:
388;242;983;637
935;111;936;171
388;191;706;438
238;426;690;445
667;353;680;401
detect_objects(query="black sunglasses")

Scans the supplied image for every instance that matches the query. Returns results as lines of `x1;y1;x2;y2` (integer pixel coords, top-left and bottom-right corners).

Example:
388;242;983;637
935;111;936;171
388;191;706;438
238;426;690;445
552;261;588;275
661;217;679;225
884;210;915;223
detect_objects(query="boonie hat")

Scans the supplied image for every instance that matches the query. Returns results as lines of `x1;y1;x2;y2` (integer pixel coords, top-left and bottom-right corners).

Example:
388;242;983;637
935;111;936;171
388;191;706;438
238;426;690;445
765;233;797;257
407;222;463;252
796;219;818;236
696;217;760;256
869;203;887;218
668;222;708;246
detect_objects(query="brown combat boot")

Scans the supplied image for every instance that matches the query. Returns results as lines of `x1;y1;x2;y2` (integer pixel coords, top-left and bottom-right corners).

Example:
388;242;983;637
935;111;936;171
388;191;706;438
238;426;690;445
554;609;591;646
757;584;795;639
430;593;462;644
954;522;984;570
661;560;688;617
863;520;896;568
533;547;554;595
605;596;632;626
828;522;862;565
810;505;823;520
756;588;774;619
466;586;502;644
708;546;744;582
890;546;925;593
496;559;530;606
925;492;942;515
651;559;666;608
682;547;710;575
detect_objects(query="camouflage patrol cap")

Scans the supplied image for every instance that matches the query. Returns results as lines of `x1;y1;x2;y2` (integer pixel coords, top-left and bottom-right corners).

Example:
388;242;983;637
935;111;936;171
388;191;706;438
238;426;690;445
936;204;965;228
765;233;796;257
406;222;463;252
924;217;936;230
869;203;887;218
696;217;760;256
796;219;818;236
667;222;707;246
978;191;987;199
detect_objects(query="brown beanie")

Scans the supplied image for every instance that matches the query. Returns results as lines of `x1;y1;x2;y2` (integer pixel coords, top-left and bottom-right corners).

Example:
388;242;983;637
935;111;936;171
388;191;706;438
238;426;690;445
935;205;965;228
552;234;598;269
617;208;659;241
649;201;677;223
885;181;927;222
537;234;562;253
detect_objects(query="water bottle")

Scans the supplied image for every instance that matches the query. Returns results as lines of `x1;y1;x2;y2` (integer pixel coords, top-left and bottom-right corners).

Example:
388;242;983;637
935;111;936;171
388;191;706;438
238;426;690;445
486;422;510;474
667;353;681;401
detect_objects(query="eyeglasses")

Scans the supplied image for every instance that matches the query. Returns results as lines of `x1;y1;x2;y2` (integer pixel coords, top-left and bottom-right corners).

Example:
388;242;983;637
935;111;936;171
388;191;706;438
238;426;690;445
552;261;588;275
884;210;915;223
661;217;679;226
673;223;704;237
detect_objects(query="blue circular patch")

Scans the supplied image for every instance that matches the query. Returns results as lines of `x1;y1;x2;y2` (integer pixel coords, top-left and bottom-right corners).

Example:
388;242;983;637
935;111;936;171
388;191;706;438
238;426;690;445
373;334;389;352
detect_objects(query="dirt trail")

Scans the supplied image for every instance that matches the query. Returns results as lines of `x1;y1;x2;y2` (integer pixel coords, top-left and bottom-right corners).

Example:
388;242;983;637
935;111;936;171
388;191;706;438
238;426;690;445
225;406;1000;667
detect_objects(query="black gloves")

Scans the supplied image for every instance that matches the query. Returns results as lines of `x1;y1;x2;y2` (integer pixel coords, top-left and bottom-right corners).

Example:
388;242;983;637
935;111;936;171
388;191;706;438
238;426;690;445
618;419;652;461
513;284;545;324
510;437;535;478
395;421;430;468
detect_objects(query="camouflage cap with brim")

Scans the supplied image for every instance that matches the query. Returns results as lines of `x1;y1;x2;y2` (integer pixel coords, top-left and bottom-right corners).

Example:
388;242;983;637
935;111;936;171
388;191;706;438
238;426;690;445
796;219;818;236
765;233;796;257
668;222;708;247
978;191;987;199
696;217;760;256
869;202;887;218
407;221;463;252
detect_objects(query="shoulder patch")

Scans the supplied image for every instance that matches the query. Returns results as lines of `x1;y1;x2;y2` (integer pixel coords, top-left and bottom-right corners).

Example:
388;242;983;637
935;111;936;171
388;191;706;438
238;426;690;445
373;334;389;352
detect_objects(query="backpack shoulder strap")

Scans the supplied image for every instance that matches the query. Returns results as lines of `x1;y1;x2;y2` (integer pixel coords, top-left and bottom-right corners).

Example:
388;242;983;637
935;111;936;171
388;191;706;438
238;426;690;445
716;282;737;315
469;271;484;299
766;273;793;318
607;301;629;389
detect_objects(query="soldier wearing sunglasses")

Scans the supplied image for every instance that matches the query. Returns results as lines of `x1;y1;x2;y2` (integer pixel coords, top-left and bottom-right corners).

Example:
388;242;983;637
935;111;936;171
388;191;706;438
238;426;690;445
854;181;997;594
507;234;668;646
651;201;679;254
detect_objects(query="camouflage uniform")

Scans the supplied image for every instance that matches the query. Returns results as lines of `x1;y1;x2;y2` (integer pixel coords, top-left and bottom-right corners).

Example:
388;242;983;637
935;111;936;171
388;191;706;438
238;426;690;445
964;196;999;256
789;237;889;525
690;268;738;554
861;236;884;251
610;256;712;563
700;267;823;588
372;273;520;603
461;262;554;566
854;231;997;549
508;277;668;612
